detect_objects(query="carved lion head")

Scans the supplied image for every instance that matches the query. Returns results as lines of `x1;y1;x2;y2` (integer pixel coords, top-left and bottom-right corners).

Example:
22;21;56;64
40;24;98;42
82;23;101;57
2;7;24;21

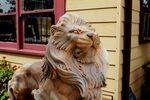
49;13;101;64
42;13;108;99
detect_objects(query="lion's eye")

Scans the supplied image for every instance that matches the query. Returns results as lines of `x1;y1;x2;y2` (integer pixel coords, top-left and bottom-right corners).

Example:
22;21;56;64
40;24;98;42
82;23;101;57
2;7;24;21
69;30;77;33
74;30;79;34
77;29;83;33
69;29;83;34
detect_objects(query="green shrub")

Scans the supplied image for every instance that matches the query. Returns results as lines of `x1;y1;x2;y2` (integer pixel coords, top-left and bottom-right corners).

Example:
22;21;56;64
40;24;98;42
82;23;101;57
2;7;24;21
0;57;14;100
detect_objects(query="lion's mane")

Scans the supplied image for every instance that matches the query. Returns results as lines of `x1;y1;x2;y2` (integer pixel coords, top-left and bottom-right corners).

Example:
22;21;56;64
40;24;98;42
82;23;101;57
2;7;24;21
42;13;108;99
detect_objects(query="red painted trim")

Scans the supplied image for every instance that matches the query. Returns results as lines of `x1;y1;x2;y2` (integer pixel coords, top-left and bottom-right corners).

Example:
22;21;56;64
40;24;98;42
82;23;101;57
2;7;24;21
54;0;65;23
18;49;45;56
23;43;45;51
16;0;23;49
0;42;17;48
21;9;54;15
0;47;44;56
22;20;25;44
19;0;22;16
0;12;16;16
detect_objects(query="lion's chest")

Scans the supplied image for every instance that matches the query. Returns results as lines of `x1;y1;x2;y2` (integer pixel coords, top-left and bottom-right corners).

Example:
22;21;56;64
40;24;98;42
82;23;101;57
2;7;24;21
53;79;81;100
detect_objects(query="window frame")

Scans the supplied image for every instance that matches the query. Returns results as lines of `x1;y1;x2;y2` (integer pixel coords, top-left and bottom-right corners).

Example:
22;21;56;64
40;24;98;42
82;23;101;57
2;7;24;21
139;0;150;43
0;0;65;56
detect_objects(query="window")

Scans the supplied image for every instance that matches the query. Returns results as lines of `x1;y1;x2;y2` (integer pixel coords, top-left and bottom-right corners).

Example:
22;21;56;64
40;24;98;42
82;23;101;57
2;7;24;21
0;0;65;56
23;13;54;44
23;0;53;11
0;0;16;42
0;16;16;42
140;0;150;43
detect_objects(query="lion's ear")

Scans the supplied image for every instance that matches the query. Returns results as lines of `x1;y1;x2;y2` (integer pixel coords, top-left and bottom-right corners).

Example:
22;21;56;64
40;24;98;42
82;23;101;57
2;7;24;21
50;25;58;35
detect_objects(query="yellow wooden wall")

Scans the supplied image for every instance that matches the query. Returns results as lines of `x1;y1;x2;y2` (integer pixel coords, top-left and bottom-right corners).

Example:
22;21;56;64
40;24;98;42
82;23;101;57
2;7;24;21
130;0;150;99
121;0;150;99
0;52;42;66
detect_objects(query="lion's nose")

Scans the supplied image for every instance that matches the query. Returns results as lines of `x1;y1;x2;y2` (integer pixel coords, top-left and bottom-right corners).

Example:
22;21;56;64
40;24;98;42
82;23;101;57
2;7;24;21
87;33;93;38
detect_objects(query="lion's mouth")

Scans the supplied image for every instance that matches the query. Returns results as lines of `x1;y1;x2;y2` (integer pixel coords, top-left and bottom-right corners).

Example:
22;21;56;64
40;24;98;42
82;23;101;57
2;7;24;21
92;35;100;48
75;34;100;49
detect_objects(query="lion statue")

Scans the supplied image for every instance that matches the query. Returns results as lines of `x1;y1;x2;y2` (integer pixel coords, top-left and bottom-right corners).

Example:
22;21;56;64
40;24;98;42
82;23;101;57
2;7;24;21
8;13;108;100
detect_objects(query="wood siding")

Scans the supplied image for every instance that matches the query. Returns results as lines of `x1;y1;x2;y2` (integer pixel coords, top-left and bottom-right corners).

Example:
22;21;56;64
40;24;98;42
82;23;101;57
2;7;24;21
121;0;150;99
0;52;42;66
130;0;150;99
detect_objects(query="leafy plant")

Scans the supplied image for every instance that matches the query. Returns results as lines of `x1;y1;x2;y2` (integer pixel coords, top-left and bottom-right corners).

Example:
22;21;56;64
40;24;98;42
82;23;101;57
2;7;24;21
0;57;15;100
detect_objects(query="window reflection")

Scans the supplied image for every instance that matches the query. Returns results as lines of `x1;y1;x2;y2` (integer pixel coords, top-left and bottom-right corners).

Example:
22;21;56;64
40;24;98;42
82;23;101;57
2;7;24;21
0;0;16;13
141;0;150;42
24;13;54;44
0;16;16;42
23;0;53;11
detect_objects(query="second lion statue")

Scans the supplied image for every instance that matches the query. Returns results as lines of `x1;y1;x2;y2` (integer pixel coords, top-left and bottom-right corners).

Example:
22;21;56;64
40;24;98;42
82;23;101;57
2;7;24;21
8;13;108;100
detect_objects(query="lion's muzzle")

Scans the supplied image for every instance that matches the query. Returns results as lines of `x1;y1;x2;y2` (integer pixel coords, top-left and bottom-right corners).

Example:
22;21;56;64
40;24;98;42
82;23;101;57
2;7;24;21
92;34;100;48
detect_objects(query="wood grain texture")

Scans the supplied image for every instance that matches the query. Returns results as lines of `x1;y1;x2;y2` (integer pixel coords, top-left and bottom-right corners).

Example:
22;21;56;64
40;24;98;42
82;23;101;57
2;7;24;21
67;9;117;22
100;37;117;50
66;0;117;11
93;23;117;36
0;52;42;65
132;0;140;11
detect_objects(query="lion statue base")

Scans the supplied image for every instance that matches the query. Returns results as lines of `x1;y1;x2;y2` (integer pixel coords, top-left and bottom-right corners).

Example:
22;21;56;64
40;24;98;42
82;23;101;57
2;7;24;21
8;13;108;100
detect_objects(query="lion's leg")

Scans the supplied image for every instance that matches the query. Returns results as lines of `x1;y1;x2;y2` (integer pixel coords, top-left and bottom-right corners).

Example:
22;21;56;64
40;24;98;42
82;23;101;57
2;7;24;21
95;89;102;100
8;81;16;100
50;91;64;100
57;93;68;100
33;79;63;100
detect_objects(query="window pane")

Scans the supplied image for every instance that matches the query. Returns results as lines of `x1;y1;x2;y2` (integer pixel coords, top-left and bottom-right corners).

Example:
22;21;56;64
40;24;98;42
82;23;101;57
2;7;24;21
140;0;150;42
22;0;53;11
0;16;16;42
142;0;150;8
142;13;150;41
23;13;54;44
0;0;16;13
